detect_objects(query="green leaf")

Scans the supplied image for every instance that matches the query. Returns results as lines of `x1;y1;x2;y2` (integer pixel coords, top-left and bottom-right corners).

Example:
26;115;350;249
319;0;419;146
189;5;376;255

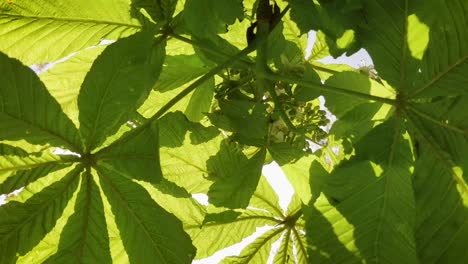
132;0;178;22
0;52;82;152
187;177;282;259
405;97;468;262
207;143;266;209
192;177;308;263
39;45;107;127
153;54;209;92
0;153;69;196
182;0;243;38
413;148;468;263
193;36;250;69
272;229;294;264
0;0;148;64
282;6;309;60
248;176;283;217
309;61;355;81
207;100;269;146
96;122;162;184
139;70;215;123
160;0;178;20
287;0;362;55
96;165;196;263
1;0;467;262
269;146;318;205
309;31;331;61
78;31;166;152
222;228;284;264
305;119;418;263
359;0;468;98
44;171;112;263
0;143;29;157
322;72;395;145
138;178;207;228
323;72;395;118
302;196;362;263
184;77;215;122
0;167;81;263
158;112;222;193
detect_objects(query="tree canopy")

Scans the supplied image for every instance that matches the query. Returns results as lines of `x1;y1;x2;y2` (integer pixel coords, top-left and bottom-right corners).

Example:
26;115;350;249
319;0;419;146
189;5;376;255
0;0;467;263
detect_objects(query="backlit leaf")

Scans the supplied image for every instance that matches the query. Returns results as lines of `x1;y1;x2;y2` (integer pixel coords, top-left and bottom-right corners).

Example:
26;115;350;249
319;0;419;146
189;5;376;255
78;31;166;152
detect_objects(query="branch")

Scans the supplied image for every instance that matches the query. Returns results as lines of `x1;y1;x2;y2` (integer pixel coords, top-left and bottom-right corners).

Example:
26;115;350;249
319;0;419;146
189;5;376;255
262;71;397;106
169;33;254;68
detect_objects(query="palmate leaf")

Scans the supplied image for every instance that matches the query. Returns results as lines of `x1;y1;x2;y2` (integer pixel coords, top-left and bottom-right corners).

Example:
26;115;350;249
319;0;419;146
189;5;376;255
78;31;165;152
352;2;468;260
0;0;151;65
304;118;418;263
0;30;196;263
359;0;468;98
1;0;467;263
292;0;467;262
189;177;308;263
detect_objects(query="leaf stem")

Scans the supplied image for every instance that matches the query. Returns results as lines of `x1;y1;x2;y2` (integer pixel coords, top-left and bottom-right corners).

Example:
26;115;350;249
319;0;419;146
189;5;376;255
262;71;397;105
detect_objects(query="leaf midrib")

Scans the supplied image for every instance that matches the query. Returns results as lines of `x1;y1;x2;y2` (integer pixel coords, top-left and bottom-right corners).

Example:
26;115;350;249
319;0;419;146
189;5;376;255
84;65;122;152
0;159;65;173
0;112;80;153
185;215;280;230
96;168;171;263
373;119;403;262
76;172;92;262
0;14;141;29
291;227;308;262
235;228;284;263
410;55;468;98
